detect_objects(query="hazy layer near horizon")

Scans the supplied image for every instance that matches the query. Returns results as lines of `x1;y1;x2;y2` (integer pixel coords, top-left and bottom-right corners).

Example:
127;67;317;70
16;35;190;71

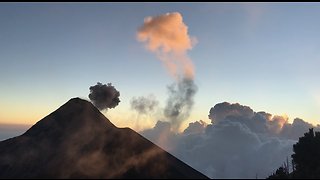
0;124;32;141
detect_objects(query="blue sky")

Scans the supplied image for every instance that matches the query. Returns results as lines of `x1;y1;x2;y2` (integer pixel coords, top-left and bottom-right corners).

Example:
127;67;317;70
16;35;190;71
1;2;320;129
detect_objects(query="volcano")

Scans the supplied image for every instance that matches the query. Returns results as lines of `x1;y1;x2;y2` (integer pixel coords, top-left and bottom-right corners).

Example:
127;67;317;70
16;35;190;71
0;98;208;179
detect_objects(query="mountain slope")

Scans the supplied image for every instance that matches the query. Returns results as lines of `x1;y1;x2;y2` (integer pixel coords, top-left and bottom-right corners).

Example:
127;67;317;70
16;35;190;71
0;98;208;179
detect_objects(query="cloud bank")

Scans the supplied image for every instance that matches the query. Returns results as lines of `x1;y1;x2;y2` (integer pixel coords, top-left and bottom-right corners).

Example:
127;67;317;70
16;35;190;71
140;102;319;178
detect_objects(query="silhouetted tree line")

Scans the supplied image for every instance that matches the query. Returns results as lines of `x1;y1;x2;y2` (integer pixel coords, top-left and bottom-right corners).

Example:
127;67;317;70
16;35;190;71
267;128;320;179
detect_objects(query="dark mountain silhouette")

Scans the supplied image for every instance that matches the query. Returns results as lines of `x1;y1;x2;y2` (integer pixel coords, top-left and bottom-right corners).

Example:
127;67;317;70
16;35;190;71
0;98;208;179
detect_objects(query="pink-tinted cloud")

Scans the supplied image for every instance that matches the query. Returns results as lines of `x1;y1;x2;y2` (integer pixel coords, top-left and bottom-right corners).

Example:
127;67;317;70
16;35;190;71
137;12;197;80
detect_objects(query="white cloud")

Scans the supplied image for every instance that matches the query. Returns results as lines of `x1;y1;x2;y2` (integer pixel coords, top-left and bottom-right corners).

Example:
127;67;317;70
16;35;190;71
140;102;319;178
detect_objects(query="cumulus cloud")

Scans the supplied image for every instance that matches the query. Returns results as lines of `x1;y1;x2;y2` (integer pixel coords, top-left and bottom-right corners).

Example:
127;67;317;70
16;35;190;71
137;12;196;80
183;120;207;135
208;102;291;136
140;102;319;178
280;118;320;140
141;121;178;151
130;94;159;114
88;82;120;111
208;102;254;124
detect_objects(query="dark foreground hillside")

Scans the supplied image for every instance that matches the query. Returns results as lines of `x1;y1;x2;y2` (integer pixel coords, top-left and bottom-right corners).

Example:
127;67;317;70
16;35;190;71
0;98;208;179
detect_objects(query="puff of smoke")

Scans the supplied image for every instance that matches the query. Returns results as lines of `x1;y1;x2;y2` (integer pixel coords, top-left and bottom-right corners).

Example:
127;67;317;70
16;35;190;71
130;94;159;114
88;82;120;111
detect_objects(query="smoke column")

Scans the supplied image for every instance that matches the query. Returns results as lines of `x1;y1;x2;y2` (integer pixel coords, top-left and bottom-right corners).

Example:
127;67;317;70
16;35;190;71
163;78;197;131
137;12;198;131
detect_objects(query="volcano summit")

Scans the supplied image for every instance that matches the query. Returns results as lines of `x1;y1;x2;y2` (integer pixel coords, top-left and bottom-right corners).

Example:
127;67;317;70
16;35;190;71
0;98;207;179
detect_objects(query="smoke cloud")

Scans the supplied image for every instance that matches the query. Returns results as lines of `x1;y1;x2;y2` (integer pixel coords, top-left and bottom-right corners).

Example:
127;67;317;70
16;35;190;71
140;102;320;178
130;94;159;114
164;78;197;131
137;12;196;80
88;82;120;111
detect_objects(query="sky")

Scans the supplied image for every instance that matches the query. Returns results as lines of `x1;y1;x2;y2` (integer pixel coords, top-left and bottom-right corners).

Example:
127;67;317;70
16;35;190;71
1;2;320;130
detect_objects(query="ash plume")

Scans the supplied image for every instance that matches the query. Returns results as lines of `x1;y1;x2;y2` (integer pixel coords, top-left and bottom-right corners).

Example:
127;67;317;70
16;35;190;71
137;12;198;131
88;82;120;111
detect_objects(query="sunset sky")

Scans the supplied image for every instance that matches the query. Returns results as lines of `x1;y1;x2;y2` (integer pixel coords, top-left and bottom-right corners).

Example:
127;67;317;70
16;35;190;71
1;2;320;131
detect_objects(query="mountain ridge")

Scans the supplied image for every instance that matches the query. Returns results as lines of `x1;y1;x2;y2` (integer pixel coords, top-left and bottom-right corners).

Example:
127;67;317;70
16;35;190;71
0;97;208;179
